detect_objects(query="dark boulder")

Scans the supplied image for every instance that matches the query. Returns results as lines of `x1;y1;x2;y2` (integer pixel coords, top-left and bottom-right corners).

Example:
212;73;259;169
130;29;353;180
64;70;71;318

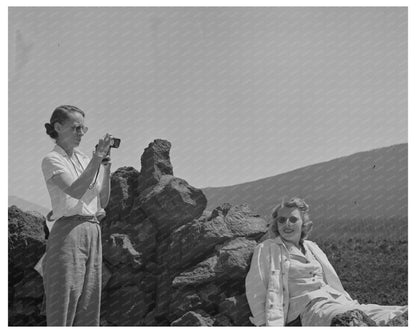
137;139;173;192
102;233;143;268
331;309;377;326
102;285;154;326
218;294;252;326
166;203;267;271
9;206;46;279
8;206;46;326
172;238;257;287
386;310;408;326
104;166;140;226
137;175;207;234
171;310;214;326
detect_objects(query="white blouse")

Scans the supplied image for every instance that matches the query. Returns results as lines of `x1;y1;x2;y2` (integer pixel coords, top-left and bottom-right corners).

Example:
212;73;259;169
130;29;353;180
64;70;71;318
41;145;103;221
285;242;344;323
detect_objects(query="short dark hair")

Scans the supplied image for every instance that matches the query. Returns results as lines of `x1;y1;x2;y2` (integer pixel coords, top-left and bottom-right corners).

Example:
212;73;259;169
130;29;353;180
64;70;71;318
44;105;85;139
269;197;313;242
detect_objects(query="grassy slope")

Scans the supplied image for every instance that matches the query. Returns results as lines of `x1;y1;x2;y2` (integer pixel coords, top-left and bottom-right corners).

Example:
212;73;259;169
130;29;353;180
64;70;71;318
318;239;407;306
203;143;408;241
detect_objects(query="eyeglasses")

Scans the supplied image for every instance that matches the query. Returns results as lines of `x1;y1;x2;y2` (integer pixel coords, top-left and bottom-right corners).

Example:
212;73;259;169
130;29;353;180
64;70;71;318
71;125;88;134
277;216;299;224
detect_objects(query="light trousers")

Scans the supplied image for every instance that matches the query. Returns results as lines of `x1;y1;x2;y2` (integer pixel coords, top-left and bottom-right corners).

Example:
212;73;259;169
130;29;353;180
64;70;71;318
301;293;408;326
42;215;102;326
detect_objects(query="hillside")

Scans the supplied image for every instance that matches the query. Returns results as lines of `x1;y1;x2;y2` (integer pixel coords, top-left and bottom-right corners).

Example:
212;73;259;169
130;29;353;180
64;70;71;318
8;196;49;217
202;144;408;241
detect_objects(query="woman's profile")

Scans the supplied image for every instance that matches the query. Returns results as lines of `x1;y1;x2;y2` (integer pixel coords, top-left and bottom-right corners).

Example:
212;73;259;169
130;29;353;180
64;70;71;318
41;105;112;326
245;197;407;326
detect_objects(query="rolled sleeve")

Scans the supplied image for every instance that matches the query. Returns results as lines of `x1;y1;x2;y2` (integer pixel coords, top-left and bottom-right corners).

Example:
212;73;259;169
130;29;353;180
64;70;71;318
41;154;67;182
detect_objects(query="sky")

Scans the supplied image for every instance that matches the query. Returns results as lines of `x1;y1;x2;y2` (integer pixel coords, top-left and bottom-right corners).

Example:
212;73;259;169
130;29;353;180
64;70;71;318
8;6;407;210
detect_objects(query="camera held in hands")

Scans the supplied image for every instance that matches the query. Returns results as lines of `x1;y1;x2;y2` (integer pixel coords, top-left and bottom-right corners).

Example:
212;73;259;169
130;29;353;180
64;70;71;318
110;137;121;149
95;136;121;163
95;136;121;151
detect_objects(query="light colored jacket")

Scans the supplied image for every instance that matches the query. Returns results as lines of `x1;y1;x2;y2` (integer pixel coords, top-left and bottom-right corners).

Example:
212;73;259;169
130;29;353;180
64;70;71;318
245;237;352;326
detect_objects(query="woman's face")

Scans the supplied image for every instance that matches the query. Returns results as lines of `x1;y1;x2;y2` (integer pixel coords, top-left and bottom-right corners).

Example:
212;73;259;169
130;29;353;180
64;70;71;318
55;112;86;148
276;207;303;246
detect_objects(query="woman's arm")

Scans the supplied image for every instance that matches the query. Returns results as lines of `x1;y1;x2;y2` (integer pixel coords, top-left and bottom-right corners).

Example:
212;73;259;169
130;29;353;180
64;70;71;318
50;153;104;199
46;135;111;200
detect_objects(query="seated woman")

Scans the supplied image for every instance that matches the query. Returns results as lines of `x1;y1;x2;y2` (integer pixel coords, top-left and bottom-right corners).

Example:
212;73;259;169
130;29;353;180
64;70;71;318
245;197;407;326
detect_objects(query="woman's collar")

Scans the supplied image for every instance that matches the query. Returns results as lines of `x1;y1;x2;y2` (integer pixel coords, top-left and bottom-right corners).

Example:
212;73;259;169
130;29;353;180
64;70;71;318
273;236;284;245
274;236;304;252
53;144;68;156
53;144;84;158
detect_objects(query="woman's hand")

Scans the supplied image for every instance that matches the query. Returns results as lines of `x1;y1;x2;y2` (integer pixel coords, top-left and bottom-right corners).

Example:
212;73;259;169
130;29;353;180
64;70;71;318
95;134;112;158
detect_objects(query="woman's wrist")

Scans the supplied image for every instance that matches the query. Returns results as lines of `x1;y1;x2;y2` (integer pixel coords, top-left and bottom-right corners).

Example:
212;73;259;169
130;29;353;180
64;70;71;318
93;151;106;159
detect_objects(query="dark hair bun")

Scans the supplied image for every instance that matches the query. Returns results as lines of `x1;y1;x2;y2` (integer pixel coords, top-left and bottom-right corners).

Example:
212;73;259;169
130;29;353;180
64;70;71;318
45;123;58;139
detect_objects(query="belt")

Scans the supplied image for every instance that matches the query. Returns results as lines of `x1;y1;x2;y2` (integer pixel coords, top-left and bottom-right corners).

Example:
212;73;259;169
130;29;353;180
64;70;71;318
57;214;99;223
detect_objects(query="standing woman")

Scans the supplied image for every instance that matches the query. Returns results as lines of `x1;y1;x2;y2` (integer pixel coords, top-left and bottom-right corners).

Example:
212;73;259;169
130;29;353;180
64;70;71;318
41;105;112;326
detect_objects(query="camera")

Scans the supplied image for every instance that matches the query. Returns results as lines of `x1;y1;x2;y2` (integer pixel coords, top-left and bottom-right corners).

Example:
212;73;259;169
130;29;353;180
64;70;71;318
95;137;121;156
110;137;121;149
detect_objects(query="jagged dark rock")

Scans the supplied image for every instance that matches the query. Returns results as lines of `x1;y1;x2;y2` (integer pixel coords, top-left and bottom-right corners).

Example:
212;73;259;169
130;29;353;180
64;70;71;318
101;285;154;326
214;313;233;326
137;139;174;193
13;270;44;299
168;283;223;321
102;263;112;289
218;294;252;326
8;205;46;326
102;233;143;268
386;310;408;326
8;206;46;276
104;166;140;225
167;204;267;271
331;309;377;326
210;203;267;238
171;310;214;326
169;289;203;320
137;175;207;234
172;238;257;287
104;264;144;290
